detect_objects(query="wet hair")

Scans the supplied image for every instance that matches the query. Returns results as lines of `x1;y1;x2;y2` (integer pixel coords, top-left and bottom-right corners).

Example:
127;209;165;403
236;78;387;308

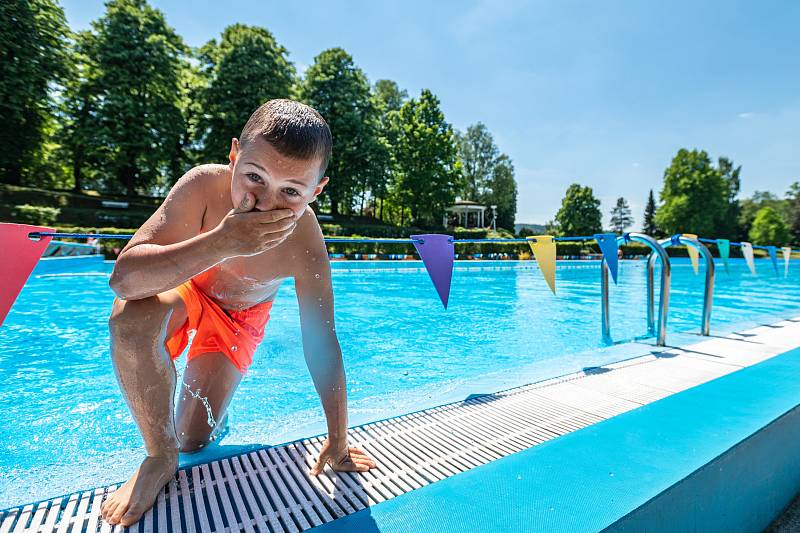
239;99;332;178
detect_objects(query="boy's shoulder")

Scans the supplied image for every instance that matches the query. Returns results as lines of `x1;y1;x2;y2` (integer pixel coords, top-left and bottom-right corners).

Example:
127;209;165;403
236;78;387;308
177;164;230;194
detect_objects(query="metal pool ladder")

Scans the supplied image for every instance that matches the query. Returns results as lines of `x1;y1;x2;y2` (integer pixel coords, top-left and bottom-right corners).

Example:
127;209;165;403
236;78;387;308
601;233;672;346
648;234;715;336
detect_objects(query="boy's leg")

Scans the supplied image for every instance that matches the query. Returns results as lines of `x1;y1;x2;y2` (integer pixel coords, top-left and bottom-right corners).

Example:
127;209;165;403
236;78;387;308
101;290;188;527
175;352;243;452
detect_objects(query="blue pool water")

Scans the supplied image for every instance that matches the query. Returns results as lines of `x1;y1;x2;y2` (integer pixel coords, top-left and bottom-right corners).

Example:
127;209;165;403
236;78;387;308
2;257;800;507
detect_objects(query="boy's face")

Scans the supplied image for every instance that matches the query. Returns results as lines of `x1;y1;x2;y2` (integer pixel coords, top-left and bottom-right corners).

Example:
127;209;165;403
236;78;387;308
228;136;329;218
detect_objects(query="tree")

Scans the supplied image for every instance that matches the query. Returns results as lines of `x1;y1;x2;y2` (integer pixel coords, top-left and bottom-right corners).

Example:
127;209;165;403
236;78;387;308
655;149;730;236
0;0;70;184
456;123;498;201
749;206;790;246
373;79;408;113
738;191;788;241
718;156;741;239
197;24;295;162
555;184;602;236
367;80;406;220
76;0;188;196
484;154;517;230
643;189;658;235
787;182;800;245
300;48;381;216
60;30;101;192
610;197;634;234
391;89;461;226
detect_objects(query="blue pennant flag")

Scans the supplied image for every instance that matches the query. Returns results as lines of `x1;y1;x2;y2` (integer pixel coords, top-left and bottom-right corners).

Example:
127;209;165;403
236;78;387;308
767;246;779;275
594;233;619;284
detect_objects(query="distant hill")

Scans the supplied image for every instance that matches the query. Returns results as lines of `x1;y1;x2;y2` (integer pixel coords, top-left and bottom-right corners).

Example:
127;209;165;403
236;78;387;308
514;223;546;235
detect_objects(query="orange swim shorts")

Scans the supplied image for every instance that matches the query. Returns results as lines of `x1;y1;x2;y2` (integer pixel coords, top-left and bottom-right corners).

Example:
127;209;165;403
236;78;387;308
165;279;273;374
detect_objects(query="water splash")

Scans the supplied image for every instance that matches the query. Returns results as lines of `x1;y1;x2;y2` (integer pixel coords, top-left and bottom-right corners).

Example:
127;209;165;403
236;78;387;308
175;366;216;428
181;380;217;428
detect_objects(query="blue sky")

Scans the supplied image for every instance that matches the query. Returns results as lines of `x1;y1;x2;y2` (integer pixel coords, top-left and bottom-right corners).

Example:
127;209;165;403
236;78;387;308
60;0;800;226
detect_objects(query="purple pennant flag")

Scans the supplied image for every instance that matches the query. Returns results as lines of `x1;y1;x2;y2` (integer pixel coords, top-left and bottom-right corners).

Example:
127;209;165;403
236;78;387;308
594;233;620;284
411;234;455;309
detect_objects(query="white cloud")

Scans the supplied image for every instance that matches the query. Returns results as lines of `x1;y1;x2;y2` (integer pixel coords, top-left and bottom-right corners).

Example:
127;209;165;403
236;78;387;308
738;112;756;119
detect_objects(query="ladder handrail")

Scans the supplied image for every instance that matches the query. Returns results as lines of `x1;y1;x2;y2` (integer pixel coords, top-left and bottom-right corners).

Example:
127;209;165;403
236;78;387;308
602;233;672;346
647;235;715;336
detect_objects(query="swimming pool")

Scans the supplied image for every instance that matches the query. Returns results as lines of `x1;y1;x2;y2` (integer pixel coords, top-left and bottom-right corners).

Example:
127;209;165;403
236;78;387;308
2;257;799;508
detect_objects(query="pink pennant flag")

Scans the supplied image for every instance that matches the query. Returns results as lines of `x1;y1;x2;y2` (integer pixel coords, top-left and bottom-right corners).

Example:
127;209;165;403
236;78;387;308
411;234;455;309
0;224;53;327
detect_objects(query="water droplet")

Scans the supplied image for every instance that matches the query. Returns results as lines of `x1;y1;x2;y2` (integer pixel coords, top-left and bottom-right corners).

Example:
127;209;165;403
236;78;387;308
234;330;240;336
231;345;238;352
315;274;320;279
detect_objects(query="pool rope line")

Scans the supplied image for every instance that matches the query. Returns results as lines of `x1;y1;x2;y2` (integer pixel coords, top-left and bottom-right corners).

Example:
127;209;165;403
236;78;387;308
2;316;800;533
13;226;798;346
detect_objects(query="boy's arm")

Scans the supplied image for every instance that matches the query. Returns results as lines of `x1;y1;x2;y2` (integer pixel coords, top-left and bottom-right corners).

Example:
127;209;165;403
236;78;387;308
109;168;221;300
292;209;376;475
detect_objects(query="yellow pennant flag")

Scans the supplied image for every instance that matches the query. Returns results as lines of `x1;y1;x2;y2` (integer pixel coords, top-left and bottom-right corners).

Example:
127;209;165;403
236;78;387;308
682;233;699;274
527;235;557;294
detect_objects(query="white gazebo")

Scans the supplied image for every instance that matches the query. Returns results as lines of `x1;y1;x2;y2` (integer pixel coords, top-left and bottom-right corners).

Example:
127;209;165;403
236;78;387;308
444;200;487;228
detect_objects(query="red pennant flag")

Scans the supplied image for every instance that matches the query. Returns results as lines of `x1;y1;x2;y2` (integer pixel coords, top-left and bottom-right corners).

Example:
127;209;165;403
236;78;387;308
0;224;53;327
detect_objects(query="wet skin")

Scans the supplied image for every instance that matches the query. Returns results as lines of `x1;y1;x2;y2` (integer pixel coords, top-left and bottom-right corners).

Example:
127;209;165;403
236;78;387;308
102;137;376;527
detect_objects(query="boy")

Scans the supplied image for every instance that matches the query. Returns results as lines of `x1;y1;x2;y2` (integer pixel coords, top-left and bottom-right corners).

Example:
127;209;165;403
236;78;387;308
101;99;376;527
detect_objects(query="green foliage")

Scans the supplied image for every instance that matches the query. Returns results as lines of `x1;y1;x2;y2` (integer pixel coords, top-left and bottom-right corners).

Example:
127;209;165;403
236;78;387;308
373;80;408;112
787;182;800;245
718;156;741;239
197;24;295;162
0;0;70;185
739;191;789;243
609;197;633;234
391;89;461;226
72;0;189;196
456;123;497;201
655;149;730;236
300;48;382;216
12;204;60;225
485;154;517;230
455;123;517;229
643;189;658;235
749;206;789;246
555;184;602;236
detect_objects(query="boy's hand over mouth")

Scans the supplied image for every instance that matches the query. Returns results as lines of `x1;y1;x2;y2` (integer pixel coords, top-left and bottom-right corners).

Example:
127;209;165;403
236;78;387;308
213;192;298;257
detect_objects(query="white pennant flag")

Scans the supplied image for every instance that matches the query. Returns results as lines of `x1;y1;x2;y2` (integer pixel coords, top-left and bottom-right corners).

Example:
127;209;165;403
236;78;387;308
741;242;756;275
783;247;792;277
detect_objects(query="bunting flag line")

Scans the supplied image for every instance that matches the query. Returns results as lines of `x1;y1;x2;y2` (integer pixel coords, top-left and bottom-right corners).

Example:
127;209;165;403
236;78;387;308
783;247;792;278
0;223;53;327
527;235;557;294
767;246;779;275
682;233;700;274
411;234;455;309
594;233;619;284
716;238;730;273
741;241;756;275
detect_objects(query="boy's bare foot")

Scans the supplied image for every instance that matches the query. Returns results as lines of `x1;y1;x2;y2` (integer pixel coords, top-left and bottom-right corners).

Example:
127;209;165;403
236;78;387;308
100;453;178;526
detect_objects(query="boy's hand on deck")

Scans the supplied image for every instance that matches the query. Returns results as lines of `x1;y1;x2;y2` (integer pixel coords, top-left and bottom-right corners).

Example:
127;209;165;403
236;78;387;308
214;192;298;257
309;438;377;475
